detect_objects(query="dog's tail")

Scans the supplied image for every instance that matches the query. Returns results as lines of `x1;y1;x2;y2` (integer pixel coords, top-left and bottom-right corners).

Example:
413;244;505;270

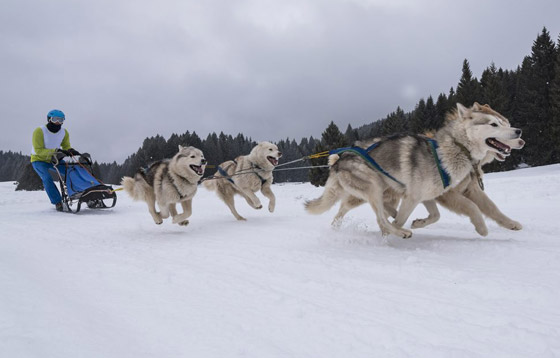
328;154;340;167
121;173;149;201
304;175;342;215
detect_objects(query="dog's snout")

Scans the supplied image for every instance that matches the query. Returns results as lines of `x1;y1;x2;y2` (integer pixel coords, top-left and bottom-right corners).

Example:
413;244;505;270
278;151;283;157
201;158;207;165
515;129;522;137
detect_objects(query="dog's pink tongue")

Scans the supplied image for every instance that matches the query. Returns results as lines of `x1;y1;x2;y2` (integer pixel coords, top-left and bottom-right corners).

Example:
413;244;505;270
492;139;511;152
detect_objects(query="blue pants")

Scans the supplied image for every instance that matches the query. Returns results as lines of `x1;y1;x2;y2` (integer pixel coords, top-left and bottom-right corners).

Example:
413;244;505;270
32;161;66;205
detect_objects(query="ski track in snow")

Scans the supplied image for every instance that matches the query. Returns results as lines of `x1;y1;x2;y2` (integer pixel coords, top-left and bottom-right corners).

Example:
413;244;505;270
1;164;560;358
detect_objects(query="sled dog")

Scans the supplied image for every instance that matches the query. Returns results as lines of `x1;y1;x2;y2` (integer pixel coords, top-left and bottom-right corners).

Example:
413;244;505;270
409;136;525;235
330;104;525;236
204;141;282;221
121;145;206;226
305;103;522;238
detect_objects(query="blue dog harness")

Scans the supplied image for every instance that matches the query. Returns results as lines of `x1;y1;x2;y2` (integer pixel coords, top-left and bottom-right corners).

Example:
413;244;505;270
425;138;451;189
216;159;268;186
329;142;405;187
329;137;452;189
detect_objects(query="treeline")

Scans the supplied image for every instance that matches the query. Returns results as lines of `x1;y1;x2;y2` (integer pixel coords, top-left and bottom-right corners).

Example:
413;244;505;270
4;27;560;187
309;27;560;185
0;151;29;181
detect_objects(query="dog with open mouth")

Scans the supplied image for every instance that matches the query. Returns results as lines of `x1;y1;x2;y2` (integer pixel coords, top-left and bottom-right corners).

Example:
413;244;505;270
409;104;525;234
204;141;282;221
329;103;526;236
121;145;207;226
329;104;525;236
305;102;523;239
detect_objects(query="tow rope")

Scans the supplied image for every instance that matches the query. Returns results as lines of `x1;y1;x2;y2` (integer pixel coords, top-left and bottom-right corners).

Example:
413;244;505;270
197;137;453;190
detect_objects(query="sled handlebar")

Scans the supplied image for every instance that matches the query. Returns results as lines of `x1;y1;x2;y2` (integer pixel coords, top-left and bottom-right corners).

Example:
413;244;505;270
51;153;92;166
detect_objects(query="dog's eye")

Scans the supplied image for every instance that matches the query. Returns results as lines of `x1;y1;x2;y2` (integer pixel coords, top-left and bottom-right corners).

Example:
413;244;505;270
491;123;498;127
190;155;195;158
269;148;273;151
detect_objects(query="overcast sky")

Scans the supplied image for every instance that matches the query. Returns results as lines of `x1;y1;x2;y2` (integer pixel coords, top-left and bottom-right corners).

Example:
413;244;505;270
2;0;559;163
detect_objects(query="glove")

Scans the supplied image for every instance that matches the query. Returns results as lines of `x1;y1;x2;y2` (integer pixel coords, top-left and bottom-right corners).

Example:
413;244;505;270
52;150;67;163
79;152;92;165
56;148;71;156
68;148;80;156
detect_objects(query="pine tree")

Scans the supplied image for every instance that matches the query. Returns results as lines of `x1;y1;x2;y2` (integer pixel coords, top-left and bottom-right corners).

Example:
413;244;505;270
447;87;456;105
276;138;307;182
380;107;407;135
513;28;557;166
15;162;44;191
202;132;221;176
344;124;359;144
480;62;508;112
456;59;482;106
409;99;427;133
367;121;383;139
165;133;181;158
423;97;438;131
309;122;347;186
550;34;560;163
188;131;204;150
92;161;102;180
433;93;449;130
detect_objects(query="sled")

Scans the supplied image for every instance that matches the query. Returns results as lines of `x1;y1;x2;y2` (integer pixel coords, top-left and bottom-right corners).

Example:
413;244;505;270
49;153;117;213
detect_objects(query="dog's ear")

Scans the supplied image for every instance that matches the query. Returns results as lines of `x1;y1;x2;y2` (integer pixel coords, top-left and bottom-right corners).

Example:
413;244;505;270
472;102;482;111
456;103;469;118
178;145;184;151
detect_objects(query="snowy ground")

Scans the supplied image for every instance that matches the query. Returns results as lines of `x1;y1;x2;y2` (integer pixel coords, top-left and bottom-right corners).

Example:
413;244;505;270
1;164;560;358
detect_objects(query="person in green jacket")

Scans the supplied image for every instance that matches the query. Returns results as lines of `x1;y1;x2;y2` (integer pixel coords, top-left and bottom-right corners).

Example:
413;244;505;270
31;109;81;211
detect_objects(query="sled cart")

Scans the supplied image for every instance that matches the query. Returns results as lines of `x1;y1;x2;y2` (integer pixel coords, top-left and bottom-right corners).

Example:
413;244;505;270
50;152;117;213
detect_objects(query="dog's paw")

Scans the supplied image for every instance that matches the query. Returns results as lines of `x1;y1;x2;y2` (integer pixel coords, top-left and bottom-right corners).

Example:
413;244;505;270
331;218;343;229
475;224;488;237
236;216;247;221
178;220;189;226
153;214;163;225
411;218;428;229
268;202;275;212
502;220;522;231
399;229;413;239
255;205;263;210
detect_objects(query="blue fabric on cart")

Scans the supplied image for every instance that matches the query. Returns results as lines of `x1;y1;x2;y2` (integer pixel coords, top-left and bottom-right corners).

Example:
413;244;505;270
65;166;100;197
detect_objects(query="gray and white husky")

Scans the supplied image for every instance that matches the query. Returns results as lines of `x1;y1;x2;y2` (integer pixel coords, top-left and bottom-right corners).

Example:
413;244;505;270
305;103;522;238
331;104;525;236
409;136;525;235
121;145;206;226
204;141;282;221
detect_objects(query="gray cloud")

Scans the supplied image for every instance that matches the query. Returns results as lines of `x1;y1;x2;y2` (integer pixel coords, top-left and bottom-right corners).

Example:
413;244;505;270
2;0;559;162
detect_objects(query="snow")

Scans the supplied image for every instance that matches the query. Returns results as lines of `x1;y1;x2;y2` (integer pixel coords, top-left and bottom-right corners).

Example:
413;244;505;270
1;164;560;358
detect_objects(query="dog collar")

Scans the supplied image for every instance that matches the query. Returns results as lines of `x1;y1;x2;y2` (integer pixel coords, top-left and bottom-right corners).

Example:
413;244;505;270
453;140;483;190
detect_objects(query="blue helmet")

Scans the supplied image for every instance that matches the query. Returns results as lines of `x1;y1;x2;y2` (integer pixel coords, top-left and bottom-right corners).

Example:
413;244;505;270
47;109;65;121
